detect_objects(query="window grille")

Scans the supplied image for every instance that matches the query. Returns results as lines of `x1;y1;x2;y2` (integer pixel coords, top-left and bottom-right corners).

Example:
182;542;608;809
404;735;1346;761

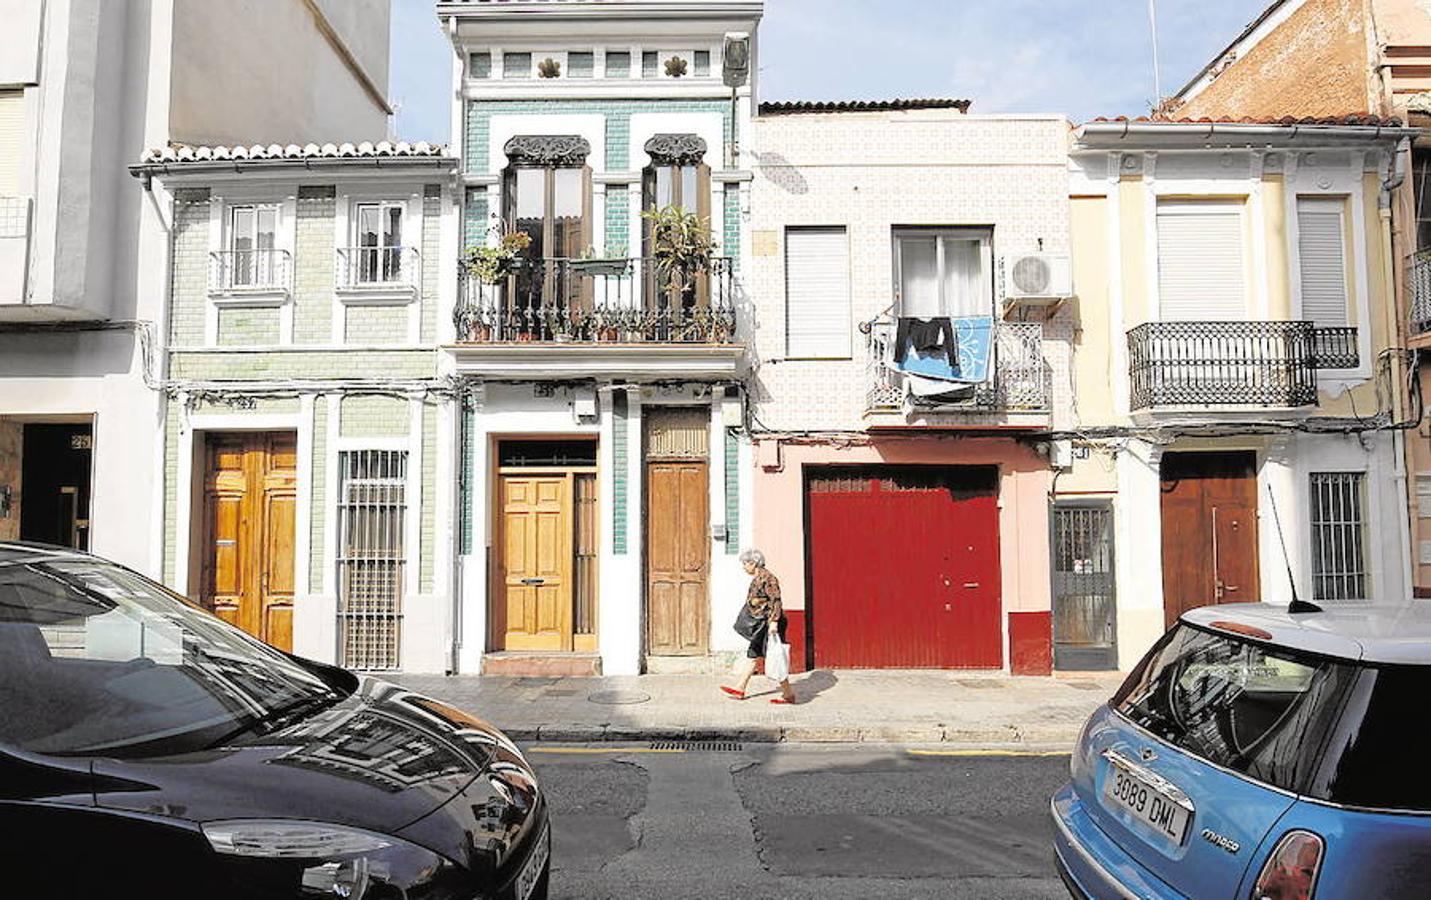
337;450;408;670
1310;472;1367;601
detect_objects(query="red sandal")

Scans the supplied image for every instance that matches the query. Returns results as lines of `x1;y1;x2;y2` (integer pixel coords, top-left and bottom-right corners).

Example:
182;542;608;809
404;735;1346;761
720;686;746;700
770;697;795;705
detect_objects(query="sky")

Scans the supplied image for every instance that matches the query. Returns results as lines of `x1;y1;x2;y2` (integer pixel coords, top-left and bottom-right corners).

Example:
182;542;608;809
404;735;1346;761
389;0;1273;145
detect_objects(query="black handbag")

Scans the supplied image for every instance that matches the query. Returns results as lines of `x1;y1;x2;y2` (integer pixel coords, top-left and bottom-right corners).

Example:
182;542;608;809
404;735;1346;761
733;606;763;640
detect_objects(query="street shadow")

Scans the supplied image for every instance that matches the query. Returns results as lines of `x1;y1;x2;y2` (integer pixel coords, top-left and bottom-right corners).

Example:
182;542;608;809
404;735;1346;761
792;669;838;703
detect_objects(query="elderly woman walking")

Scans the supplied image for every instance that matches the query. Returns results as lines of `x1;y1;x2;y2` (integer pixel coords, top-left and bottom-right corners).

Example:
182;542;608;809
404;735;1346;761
721;548;796;704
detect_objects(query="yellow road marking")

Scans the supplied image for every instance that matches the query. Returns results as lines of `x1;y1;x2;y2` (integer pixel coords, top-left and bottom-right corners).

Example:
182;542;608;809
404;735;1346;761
527;746;688;754
907;748;1070;758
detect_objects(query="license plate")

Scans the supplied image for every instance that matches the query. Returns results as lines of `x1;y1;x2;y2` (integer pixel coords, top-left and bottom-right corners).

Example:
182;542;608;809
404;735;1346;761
516;822;550;900
1102;751;1192;847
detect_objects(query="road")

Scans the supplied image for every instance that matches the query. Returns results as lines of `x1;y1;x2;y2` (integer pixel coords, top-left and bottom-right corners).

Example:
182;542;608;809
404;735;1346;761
526;743;1071;900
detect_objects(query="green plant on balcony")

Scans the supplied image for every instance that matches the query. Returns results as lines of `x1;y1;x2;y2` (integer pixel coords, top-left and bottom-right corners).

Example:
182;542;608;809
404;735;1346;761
569;244;630;278
641;205;715;296
463;228;532;284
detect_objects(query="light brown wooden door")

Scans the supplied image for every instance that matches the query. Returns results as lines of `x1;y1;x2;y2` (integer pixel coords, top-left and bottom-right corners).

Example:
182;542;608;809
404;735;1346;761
646;460;710;655
1160;451;1260;629
200;432;297;651
498;475;574;651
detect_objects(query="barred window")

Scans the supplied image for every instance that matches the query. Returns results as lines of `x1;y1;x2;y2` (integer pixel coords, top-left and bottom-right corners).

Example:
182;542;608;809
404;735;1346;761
1310;472;1367;601
337;450;408;670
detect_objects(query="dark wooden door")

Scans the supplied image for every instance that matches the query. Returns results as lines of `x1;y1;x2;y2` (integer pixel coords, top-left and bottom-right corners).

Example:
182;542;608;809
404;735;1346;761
645;461;710;655
1160;451;1260;628
200;432;297;651
807;467;1002;668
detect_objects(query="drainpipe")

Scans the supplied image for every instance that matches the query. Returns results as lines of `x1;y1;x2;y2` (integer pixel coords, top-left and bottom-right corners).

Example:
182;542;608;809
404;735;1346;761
1383;137;1418;598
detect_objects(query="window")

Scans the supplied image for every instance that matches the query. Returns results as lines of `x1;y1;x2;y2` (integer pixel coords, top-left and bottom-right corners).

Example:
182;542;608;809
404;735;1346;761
337;450;408;670
502;52;531;79
501;135;592;310
642;134;711;310
892;228;991;318
354;201;404;284
567;51;593;78
604;51;630;78
1296;197;1350;327
642;51;658;78
693;50;711;76
1156;200;1245;320
469;52;491;79
785;227;850;358
1310;471;1367;600
228;205;278;287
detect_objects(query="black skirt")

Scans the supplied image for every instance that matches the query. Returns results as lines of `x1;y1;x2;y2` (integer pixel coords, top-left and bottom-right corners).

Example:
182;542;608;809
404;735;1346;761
746;614;789;659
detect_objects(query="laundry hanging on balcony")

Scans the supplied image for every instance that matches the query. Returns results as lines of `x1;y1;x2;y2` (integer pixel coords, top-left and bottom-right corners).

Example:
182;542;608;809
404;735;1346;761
891;316;994;397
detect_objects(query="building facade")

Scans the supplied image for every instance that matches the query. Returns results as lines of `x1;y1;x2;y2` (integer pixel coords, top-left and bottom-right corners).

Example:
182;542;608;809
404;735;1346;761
747;105;1074;675
0;0;393;579
441;0;763;676
1066;119;1414;670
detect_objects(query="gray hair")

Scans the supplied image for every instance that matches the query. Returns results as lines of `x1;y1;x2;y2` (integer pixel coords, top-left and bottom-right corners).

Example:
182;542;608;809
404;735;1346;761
739;548;765;568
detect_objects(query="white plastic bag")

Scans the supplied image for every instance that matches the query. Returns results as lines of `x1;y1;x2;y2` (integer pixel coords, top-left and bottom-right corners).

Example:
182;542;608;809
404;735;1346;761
765;629;790;682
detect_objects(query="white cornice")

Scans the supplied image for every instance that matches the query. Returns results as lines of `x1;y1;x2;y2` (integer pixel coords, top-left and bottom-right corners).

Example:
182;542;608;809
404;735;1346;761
445;344;746;380
438;2;763;21
464;80;748;102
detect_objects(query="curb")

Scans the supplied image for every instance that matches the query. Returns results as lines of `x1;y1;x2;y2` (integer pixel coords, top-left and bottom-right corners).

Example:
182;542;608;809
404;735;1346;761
504;724;1081;747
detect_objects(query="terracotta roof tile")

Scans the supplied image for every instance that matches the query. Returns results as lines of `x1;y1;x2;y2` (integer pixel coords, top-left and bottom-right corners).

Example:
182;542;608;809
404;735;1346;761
1084;113;1403;128
759;98;972;116
139;140;451;164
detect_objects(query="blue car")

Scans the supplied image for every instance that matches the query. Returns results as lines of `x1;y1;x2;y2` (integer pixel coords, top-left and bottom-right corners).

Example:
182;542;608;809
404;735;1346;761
1053;602;1431;899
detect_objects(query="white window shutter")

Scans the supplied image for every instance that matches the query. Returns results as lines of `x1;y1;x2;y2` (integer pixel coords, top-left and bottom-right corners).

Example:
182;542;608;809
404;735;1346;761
785;227;851;358
1297;198;1349;327
0;91;22;196
1156;201;1246;320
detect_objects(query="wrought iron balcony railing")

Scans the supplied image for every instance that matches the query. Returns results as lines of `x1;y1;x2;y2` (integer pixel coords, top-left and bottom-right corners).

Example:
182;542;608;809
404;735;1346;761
335;245;420;290
453;257;737;344
865;318;1049;414
1127;320;1359;410
209;248;292;293
1410;250;1431;336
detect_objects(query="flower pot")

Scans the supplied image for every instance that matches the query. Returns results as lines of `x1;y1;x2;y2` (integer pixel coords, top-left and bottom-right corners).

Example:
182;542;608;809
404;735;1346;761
570;258;630;278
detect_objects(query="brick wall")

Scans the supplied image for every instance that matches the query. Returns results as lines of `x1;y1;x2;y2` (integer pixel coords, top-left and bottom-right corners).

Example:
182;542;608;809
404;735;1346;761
344;305;409;344
1175;0;1373;120
340;395;409;438
422;185;442;342
169;190;212;348
748;113;1071;432
217;306;281;345
294;186;337;344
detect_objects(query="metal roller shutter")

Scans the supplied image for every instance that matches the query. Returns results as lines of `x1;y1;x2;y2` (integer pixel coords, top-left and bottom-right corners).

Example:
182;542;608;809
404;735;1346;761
1297;197;1350;327
784;226;851;358
1156;200;1246;320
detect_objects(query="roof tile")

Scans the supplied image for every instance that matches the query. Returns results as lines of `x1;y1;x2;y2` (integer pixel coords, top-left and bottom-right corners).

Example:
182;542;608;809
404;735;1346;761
140;140;451;164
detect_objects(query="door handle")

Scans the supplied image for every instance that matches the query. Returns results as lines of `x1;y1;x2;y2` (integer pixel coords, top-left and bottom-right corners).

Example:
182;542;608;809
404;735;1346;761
521;578;545;586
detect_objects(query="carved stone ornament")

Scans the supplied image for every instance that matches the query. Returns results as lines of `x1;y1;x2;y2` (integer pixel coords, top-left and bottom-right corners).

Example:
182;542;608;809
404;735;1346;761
503;134;591;167
644;133;708;166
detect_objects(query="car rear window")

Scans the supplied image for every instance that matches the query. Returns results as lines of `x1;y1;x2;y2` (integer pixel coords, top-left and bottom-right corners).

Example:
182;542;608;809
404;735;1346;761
1309;664;1431;811
1112;624;1357;795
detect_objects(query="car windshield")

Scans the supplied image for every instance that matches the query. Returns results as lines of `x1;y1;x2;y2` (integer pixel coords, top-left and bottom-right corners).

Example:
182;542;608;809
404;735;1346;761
0;558;340;758
1113;623;1431;811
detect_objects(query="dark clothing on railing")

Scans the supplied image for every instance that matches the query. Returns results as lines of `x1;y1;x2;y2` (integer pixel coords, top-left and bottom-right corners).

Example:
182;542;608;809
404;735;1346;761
894;317;958;364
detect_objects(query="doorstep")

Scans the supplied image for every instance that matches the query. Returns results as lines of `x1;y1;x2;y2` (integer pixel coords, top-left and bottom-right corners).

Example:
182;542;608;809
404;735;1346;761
481;651;602;677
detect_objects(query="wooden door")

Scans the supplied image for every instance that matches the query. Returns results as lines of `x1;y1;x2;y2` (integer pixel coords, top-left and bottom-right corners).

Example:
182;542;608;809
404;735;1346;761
1160;451;1260;628
498;475;573;651
200;432;297;650
807;467;1002;669
645;460;710;655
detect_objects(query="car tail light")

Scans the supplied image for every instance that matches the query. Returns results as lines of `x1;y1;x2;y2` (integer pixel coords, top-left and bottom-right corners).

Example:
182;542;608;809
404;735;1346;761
1251;830;1324;900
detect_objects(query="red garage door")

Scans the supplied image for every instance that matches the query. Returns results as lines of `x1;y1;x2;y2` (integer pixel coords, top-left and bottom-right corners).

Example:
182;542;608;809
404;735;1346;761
806;466;1002;668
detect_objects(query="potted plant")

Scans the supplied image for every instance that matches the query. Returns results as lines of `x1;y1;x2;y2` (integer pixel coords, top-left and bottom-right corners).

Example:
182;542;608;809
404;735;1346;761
462;228;532;285
568;244;630;278
641;204;715;299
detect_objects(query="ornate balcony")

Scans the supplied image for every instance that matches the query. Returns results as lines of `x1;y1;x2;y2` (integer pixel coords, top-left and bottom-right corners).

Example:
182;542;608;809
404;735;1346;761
448;257;742;381
865;318;1049;418
1127;320;1358;410
1410;250;1431;337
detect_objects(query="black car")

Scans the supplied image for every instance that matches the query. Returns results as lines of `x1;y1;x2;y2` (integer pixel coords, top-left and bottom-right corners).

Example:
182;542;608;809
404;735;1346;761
0;543;550;900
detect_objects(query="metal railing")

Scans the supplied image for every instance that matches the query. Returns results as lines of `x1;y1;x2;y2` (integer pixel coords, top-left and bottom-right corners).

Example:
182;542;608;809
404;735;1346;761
1126;320;1359;410
336;245;420;289
865;318;1049;413
453;256;737;343
1410;250;1431;335
209;248;292;292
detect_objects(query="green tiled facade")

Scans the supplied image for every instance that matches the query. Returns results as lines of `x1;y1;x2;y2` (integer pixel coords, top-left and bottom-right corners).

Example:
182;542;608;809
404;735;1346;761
420;403;438;591
310;396;328;593
723;184;741;266
217;306;281;346
422;185;442;342
464;99;733;174
293;186;336;344
605;186;629;255
344;305;408;344
612;391;628;554
459;396;475;555
169;191;211;348
170;349;437;381
724;427;740;555
464;188;489;248
340;395;409;438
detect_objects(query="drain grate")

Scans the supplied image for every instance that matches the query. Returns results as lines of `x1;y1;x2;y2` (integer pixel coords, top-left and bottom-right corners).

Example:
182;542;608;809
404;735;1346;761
649;741;744;752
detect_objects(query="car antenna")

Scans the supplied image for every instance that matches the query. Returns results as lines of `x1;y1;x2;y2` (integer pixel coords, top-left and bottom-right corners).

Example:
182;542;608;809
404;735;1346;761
1268;485;1321;614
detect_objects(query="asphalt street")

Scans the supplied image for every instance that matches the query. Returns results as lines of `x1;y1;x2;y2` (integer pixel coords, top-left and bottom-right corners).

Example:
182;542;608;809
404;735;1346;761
525;743;1072;900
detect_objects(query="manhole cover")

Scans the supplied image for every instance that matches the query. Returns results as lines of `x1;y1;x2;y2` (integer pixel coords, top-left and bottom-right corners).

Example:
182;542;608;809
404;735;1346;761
588;690;650;705
650;741;743;752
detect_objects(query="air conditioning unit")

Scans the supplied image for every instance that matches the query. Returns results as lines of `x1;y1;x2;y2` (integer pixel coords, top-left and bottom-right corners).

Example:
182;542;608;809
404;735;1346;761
1003;252;1073;305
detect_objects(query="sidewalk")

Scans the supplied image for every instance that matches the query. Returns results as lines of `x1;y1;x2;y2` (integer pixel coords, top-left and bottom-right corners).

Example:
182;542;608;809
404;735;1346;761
389;669;1126;747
